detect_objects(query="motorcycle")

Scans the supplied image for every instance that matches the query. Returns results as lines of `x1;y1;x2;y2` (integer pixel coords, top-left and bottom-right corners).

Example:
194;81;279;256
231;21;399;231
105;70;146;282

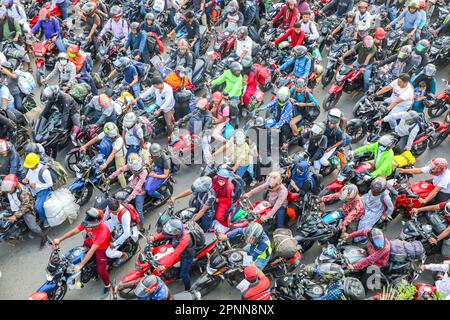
429;111;450;149
317;15;340;53
321;41;350;87
97;32;123;79
0;35;27;69
204;27;237;77
32;108;69;158
31;35;60;85
426;78;449;119
429;35;450;65
385;29;409;54
28;2;61;29
0;209;31;244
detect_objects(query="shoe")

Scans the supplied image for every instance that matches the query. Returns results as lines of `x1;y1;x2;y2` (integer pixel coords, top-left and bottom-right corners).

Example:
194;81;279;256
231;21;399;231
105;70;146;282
42;221;50;229
250;180;258;187
39;236;49;249
152;198;164;207
101;285;111;299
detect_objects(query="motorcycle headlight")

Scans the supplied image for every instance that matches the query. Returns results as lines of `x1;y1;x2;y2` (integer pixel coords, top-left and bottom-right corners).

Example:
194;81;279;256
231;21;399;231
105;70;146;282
430;47;439;54
335;74;345;82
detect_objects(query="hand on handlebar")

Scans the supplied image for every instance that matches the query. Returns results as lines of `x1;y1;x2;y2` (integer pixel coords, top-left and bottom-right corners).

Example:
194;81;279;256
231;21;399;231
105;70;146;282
347;263;355;271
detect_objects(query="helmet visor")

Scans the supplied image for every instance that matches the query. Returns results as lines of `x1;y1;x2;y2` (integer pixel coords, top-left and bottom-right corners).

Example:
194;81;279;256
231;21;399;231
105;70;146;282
371;234;385;249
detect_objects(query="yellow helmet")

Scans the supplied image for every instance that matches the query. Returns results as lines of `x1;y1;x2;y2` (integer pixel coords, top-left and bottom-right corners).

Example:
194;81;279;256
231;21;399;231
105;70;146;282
24;152;40;169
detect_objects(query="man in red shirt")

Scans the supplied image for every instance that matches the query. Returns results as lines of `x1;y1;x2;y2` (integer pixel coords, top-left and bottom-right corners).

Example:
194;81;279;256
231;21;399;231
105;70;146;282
273;22;305;47
241;264;272;300
271;0;299;30
54;208;112;297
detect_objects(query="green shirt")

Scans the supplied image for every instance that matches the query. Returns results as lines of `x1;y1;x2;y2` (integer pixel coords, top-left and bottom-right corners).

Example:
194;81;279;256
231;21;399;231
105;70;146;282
0;17;22;40
354;142;394;179
354;42;376;65
211;69;243;98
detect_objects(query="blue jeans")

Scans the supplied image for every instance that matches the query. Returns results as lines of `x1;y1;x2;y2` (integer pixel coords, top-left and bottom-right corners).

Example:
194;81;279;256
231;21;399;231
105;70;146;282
244;244;270;271
57;0;70;20
353;61;372;92
54;36;66;53
35;188;52;222
180;255;194;290
134;194;145;224
275;207;288;228
145;176;164;199
131;83;145;109
193;40;200;59
235;165;249;178
168;8;177;28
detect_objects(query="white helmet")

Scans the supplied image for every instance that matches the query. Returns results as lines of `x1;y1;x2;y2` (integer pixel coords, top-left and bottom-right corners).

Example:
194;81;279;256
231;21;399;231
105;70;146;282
123;112;137;128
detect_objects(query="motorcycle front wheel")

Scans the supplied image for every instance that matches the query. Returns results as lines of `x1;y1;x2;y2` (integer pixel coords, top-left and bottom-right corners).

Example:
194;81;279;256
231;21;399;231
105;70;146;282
429;131;449;149
118;283;138;300
321;68;334;87
48;283;68;300
64;151;82;176
427;100;448;119
346;122;367;143
322;92;341;111
72;183;94;207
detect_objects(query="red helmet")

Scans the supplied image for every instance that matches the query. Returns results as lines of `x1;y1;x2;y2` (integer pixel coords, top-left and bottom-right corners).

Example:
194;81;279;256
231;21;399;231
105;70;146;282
109;5;122;18
419;1;426;9
429;158;448;176
196;98;210;110
244;265;258;282
98;94;111;108
1;174;19;192
177;39;189;50
358;1;368;8
211;91;223;103
39;8;50;19
374;27;386;40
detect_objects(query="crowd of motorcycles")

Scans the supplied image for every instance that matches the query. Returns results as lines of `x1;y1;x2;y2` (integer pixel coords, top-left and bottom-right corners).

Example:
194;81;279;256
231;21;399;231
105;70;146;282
0;0;449;302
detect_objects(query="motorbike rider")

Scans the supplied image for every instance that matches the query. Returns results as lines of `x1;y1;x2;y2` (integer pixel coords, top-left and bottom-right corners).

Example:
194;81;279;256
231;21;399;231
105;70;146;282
321;184;365;232
210;62;243;112
30;8;66;53
299;10;319;45
211;91;231;144
53;208;112;297
327;11;357;44
168;39;194;79
288;159;316;199
143;143;171;206
0;139;24;180
66;44;98;96
2;0;30;34
289;77;319;137
242;171;288;228
83;93;119;126
80;122;127;188
218;222;272;270
375;73;414;126
98;5;129;43
386;0;422;41
132;275;171;300
354;1;372;30
374;110;421;154
22;153;53;227
320;0;354;18
342;228;390;272
1;174;48;248
399;158;450;205
411;63;437;110
0;62;25;113
140;13;162;37
241;264;271;300
80;1;104;55
211;168;236;229
170;176;217;231
306;123;328;172
339;35;377;92
273;22;305;48
233;26;253;61
419;262;450;300
124;22;150;64
107;154;148;232
169;10;201;58
40;85;81;133
278;45;312;80
215;0;244;30
42;53;77;90
378;45;419;79
353;134;395;179
241;56;257;108
271;0;299;30
135;77;176;142
122;112;144;158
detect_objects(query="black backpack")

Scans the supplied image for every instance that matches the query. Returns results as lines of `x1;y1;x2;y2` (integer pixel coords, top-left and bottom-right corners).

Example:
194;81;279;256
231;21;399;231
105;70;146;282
185;220;205;249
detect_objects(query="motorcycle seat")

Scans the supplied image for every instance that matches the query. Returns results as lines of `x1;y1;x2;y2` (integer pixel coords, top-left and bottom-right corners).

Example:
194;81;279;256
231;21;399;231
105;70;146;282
197;232;216;252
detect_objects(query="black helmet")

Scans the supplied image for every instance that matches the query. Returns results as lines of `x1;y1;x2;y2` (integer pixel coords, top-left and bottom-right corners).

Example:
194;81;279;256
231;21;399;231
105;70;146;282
346;11;356;19
378;134;395;151
293;45;307;58
191;176;212;194
81;208;103;228
185;10;194;19
370;176;387;196
156;210;172;233
162;218;184;237
94;195;108;211
230;61;243;74
135;275;160;298
244;222;263;242
41;85;60;103
368;228;385;249
107;197;120;211
145;12;155;21
241;55;252;68
415;39;430;54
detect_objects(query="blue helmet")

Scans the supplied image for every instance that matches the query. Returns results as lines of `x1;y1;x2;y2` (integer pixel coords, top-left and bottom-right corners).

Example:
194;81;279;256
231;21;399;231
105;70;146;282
294;160;309;179
217;168;231;179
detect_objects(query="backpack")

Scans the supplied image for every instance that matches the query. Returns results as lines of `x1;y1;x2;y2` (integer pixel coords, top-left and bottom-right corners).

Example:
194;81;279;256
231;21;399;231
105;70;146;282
389;239;425;264
15;70;36;95
254;64;271;87
185;220;206;248
38;159;68;190
133;61;145;78
118;203;141;224
131;116;154;141
303;53;315;78
69;82;91;104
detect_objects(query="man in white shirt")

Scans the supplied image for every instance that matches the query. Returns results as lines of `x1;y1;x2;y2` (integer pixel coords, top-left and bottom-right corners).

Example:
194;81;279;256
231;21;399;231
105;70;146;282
420;262;450;300
374;73;414;128
22;153;53;226
353;1;372;31
300;11;319;43
235;26;253;60
134;77;175;142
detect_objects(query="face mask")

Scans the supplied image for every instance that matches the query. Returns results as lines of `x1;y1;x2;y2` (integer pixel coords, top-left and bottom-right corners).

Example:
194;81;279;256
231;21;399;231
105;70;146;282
60;59;68;66
379;145;388;152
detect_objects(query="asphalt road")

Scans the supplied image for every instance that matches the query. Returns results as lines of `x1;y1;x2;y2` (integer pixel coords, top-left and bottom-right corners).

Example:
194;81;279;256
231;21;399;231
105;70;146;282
0;16;449;300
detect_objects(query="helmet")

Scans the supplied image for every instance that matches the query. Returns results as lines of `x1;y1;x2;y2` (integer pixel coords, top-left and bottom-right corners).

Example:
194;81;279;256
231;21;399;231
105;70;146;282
408;0;419;9
57;52;69;60
1;61;13;70
415;39;430;54
196;98;209;110
217;168;231;179
191;176;213;194
428;158;448;176
114;56;131;72
398;45;412;61
241;56;252;68
41;85;60;103
255;116;265;127
103;122;119;139
98;94;111;109
185;10;195;19
110;5;123;18
287;0;296;4
211;91;222;103
81;208;104;228
1;174;18;192
130;22;140;31
374;28;386;40
24;141;42;155
276;86;290;103
81;2;97;16
244;265;258;282
107;197;120;211
402;110;420;126
311;122;326;136
358;1;368;8
378;134;395;151
424;64;436;77
2;0;13;7
363;35;374;48
145;12;155;21
328;108;343;124
177;39;189;50
244;222;264;242
346;11;356;19
150;143;162;156
230;61;243;74
67;44;80;59
135;275;160;298
94;195;108;211
444;202;450;219
227;0;239;13
162;218;184;237
128;153;144;173
23;152;40;169
175;65;186;77
39;8;50;20
234;129;246;145
339;184;358;202
368;228;385;249
0;139;9;153
293;45;307;58
237;26;248;38
370;176;387;196
295;77;307;87
123;112;137;128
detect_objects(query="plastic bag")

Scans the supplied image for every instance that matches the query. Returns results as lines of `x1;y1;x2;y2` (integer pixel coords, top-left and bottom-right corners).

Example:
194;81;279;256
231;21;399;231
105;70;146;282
43;188;80;227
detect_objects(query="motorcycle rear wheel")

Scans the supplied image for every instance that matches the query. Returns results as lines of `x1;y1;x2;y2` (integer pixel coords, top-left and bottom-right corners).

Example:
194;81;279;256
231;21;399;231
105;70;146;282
191;275;221;298
427;101;448;119
118;285;138;300
64;151;82;176
346;122;367;143
411;140;428;157
429;132;449;149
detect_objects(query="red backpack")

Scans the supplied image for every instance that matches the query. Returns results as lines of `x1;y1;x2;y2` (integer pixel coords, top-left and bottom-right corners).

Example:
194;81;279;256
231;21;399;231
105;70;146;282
254;64;271;86
117;203;141;224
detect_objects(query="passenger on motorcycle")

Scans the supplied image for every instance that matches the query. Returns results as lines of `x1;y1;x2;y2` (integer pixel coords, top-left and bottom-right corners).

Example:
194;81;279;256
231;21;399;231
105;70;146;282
299;10;319;44
1;174;48;248
212;168;235;229
0;62;26;113
320;0;354;18
53;208;112;297
83;93;119;126
170;10;201;58
375;73;414;127
327;11;357;44
140;13;162;37
419;262;450;300
103;198;140;262
386;1;422;40
241;56;257;108
2;0;30;34
273;22;305;48
271;0;299;30
108;153;148;231
42;53;77;90
233;26;253;61
342;228;390;271
122;112;144;159
30;8;66;52
80;122;127;188
278;45;311;80
412;81;428;113
321;184;365;232
0;139;25;180
211;61;244;104
306;123;328;172
211;91;231;144
164;66;194;93
80;2;104;53
218;222;272;270
98;5;129;43
133;275;171;300
289;77;319;137
411;63;437;113
66;44;98;95
148;218;197;290
241;264;271;300
399;158;450;205
170;39;194;79
243;171;289;228
339;35;376;92
125;22;151;64
354;134;395;179
215;1;244;30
